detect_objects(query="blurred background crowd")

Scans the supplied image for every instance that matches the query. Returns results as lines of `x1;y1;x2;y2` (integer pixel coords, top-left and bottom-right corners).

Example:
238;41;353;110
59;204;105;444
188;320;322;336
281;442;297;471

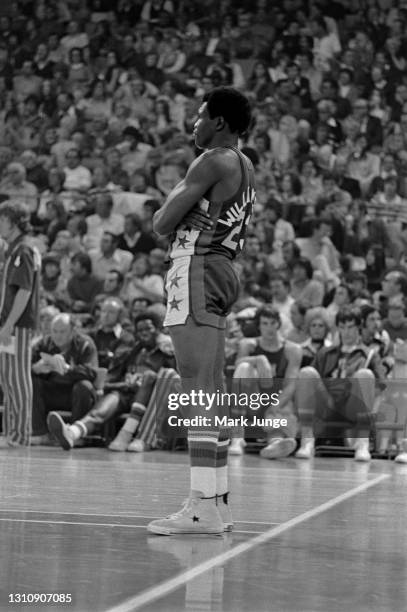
1;0;407;453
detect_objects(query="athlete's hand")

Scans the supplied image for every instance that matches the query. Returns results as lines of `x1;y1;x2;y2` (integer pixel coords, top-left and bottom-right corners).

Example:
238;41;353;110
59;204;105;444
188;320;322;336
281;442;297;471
182;209;213;231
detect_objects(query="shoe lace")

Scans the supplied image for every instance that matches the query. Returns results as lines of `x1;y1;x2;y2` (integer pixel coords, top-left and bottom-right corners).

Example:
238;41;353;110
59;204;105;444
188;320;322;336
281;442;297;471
167;497;194;519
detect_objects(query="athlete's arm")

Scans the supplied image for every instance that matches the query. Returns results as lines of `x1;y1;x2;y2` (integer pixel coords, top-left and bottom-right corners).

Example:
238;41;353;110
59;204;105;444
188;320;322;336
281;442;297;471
153;152;221;236
279;342;302;408
0;288;31;345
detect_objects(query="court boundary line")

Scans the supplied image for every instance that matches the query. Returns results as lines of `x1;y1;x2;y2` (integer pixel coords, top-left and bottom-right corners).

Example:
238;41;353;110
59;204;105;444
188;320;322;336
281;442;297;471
3;454;383;478
0;517;265;535
0;509;279;525
106;473;389;612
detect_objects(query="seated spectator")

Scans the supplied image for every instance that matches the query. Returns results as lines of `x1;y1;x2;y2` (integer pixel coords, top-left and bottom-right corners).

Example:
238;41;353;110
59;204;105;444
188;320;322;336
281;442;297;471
269;275;294;338
367;152;399;198
0;162;38;213
347;133;381;196
332;156;361;200
290;257;324;308
299;157;323;213
97;269;125;300
13;60;42;100
351;97;383;149
121;253;164;306
84;192;125;250
37;305;60;339
51;229;81;282
31;313;98;444
295;306;383;461
229;306;302;458
383;297;407;343
67;47;92;88
286;301;308;344
89;297;134;368
40;251;69;309
300;307;331;368
47;312;176;451
325;283;354;328
116;213;157;255
67;252;103;313
297;217;341;287
20;149;49;192
89;231;133;281
238;233;273;301
42;198;68;246
63;148;92;193
277;171;305;227
118;126;153;175
378;272;407;318
359;304;391;368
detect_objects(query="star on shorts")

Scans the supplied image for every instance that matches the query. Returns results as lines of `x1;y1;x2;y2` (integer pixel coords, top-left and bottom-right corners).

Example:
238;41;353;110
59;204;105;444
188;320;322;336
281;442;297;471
169;274;182;289
177;234;190;249
169;296;182;310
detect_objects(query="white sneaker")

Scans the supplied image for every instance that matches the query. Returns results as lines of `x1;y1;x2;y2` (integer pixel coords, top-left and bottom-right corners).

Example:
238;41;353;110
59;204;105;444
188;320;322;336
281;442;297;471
147;494;224;535
295;438;315;459
47;412;75;450
260;437;297;459
354;442;371;462
108;428;133;451
394;452;407;464
217;493;233;532
228;438;246;455
127;438;146;452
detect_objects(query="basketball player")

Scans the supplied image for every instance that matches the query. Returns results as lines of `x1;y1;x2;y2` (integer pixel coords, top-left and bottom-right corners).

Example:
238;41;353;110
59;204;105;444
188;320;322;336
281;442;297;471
0;201;40;446
147;87;255;535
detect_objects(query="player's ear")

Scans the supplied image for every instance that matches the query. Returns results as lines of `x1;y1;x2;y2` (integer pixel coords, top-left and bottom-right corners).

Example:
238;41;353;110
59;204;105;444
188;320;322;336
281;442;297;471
216;116;225;131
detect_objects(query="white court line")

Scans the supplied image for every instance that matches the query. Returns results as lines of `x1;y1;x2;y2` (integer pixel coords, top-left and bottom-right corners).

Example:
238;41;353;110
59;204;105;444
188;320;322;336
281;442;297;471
0;509;279;525
106;473;390;612
6;455;378;477
0;517;265;535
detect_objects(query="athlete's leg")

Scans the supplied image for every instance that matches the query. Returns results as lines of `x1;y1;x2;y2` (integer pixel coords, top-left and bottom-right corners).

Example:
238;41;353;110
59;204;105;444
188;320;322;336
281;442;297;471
147;317;224;535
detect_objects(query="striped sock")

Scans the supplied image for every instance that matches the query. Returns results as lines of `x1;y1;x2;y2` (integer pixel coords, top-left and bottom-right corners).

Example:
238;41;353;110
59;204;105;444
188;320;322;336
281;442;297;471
188;428;219;498
216;429;230;496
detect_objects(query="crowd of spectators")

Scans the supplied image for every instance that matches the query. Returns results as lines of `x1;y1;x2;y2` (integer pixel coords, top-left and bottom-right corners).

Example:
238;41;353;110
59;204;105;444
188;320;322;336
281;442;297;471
1;0;407;458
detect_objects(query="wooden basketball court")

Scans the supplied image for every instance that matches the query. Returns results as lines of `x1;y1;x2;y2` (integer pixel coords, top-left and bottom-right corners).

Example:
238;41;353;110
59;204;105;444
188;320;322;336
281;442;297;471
0;447;405;612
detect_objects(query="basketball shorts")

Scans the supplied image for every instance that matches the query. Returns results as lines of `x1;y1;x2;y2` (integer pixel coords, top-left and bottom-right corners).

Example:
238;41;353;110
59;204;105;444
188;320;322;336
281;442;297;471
164;254;240;329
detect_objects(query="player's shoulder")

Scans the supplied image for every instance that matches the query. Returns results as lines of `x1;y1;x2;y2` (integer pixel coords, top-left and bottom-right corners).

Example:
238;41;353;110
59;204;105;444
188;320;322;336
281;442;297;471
196;147;242;168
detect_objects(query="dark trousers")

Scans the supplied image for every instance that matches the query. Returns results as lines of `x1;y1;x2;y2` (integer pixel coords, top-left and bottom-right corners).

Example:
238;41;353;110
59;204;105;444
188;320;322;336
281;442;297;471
32;376;96;435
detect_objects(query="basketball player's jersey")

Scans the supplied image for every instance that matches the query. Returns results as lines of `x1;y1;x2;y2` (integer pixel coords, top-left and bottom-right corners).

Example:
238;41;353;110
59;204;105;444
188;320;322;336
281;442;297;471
168;146;256;261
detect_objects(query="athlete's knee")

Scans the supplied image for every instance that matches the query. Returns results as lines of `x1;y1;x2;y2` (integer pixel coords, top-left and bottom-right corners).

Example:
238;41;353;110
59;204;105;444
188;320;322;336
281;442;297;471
233;362;256;379
298;367;320;380
354;368;375;381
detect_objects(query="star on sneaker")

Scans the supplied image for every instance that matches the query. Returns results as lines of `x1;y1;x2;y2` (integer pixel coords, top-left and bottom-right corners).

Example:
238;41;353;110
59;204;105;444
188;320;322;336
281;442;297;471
47;412;74;450
147;495;224;535
260;437;297;459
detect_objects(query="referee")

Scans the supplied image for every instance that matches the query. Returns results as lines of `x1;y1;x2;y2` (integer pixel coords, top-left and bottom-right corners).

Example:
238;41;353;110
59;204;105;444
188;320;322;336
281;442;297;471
0;201;40;447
